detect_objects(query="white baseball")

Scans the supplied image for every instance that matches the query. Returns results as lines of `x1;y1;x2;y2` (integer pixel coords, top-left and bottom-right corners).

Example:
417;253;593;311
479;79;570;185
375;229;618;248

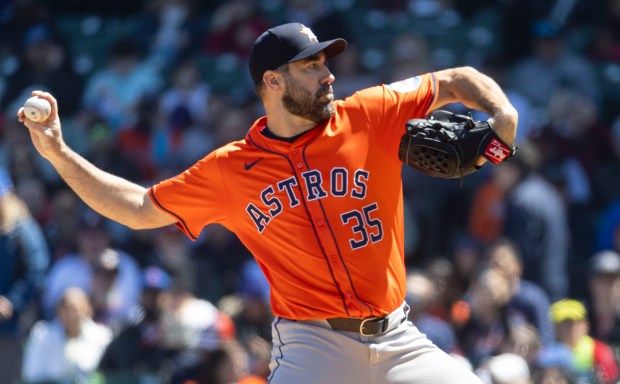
23;96;51;123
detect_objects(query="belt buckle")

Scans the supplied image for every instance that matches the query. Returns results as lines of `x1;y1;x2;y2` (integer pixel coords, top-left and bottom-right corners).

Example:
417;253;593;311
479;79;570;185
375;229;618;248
359;317;386;336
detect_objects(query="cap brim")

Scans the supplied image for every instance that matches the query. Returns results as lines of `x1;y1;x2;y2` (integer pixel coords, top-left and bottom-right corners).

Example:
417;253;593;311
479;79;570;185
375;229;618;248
288;38;347;63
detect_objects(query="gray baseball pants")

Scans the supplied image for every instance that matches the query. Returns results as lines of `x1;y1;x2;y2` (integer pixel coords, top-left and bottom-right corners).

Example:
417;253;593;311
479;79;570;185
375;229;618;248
267;302;482;384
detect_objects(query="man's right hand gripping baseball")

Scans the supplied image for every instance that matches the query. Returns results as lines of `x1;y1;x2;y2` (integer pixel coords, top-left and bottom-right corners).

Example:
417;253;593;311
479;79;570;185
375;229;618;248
17;90;175;230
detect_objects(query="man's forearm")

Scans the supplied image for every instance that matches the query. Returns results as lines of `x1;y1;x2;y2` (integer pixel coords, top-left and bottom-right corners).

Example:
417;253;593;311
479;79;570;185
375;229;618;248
48;145;153;229
18;90;173;230
435;66;518;146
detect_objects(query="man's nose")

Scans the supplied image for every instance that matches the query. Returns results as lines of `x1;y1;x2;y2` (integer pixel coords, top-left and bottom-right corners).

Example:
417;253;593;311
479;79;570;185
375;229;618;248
322;69;335;84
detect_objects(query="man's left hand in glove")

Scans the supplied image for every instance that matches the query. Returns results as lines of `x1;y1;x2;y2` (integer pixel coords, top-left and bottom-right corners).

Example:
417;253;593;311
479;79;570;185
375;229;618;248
398;109;516;179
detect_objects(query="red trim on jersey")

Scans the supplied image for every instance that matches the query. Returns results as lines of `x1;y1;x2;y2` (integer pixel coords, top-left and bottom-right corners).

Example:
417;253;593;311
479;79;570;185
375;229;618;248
148;187;199;240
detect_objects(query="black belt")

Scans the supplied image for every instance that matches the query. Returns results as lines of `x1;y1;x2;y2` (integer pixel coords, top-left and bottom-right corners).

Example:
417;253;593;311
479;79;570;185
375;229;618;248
326;316;390;336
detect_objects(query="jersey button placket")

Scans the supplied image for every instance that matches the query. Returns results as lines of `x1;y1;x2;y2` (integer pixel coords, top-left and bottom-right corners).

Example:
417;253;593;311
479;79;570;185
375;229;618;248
290;148;301;170
290;148;359;311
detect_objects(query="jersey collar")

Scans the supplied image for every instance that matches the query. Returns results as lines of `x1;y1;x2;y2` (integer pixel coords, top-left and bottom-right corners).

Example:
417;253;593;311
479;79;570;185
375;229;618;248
246;116;327;152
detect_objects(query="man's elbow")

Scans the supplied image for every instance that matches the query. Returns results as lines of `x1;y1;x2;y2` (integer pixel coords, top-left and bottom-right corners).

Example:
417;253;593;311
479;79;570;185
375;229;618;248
436;67;482;103
440;65;480;78
124;216;160;231
124;220;145;231
124;207;176;231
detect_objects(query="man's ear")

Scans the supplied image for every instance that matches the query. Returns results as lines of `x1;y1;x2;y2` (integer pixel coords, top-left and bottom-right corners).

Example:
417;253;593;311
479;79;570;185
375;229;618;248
264;71;281;90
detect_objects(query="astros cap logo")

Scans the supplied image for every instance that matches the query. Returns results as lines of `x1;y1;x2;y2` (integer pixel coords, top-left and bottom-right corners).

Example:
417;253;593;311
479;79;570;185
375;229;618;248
300;25;318;43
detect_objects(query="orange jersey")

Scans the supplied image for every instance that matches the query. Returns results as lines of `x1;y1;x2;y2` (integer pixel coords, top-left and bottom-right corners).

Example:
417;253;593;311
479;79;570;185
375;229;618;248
149;73;439;320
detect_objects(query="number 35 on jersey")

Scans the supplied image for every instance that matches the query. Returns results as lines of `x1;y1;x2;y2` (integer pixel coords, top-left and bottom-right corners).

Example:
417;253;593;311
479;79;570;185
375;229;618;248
245;167;384;250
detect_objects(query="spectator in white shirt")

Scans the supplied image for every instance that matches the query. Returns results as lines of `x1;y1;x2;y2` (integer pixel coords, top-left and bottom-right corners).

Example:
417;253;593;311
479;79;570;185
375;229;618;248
21;287;112;383
42;209;142;328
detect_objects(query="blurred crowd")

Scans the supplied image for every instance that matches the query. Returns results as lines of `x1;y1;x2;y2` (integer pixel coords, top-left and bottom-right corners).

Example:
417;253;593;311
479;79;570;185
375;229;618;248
0;0;619;383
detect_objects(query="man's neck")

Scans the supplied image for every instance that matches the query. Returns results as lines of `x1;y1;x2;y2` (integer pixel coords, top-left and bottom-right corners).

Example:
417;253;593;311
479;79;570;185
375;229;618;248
267;115;316;138
264;102;317;138
262;126;310;142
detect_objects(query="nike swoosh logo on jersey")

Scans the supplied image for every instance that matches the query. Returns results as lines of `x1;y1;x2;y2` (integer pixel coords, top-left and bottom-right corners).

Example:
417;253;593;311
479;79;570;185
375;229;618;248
244;158;264;171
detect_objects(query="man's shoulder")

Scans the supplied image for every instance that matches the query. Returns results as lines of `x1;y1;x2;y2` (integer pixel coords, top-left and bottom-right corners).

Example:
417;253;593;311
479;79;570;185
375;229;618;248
208;141;255;172
181;140;251;170
217;139;250;154
336;75;434;112
332;85;384;120
339;84;385;101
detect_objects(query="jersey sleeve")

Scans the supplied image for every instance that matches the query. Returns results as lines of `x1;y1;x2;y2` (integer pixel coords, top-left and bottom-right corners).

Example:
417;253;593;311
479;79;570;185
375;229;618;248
346;72;439;160
148;151;228;240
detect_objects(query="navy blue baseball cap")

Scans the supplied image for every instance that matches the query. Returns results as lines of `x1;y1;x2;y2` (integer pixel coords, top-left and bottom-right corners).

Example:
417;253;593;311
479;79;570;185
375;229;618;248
249;22;347;85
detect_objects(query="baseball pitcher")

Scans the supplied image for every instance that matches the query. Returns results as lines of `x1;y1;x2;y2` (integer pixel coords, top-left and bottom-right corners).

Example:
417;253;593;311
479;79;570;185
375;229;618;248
19;23;517;384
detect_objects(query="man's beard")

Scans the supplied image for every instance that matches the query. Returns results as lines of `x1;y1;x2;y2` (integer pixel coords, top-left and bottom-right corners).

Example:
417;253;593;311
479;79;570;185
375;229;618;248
282;77;334;124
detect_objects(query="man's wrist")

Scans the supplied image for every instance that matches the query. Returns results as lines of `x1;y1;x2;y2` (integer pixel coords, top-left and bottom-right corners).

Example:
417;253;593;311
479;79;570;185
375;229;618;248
46;141;71;163
488;108;518;146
